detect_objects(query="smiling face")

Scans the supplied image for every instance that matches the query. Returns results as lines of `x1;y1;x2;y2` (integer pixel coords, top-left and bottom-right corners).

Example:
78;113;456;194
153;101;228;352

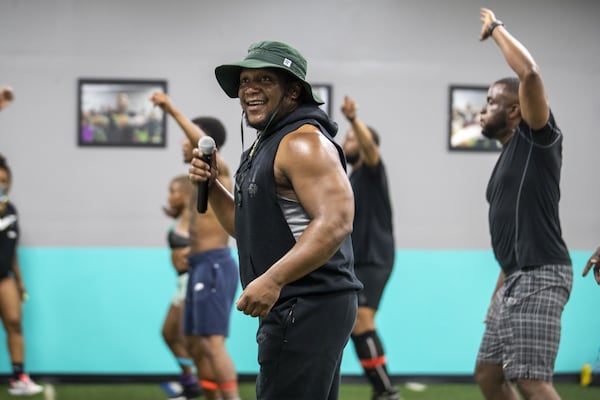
238;68;299;131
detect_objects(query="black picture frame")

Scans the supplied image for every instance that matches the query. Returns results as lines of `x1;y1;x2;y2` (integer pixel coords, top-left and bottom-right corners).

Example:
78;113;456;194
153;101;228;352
78;78;168;147
312;83;333;117
448;84;501;152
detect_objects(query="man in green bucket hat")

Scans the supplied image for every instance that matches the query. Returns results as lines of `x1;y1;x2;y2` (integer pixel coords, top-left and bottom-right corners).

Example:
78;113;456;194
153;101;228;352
189;40;363;399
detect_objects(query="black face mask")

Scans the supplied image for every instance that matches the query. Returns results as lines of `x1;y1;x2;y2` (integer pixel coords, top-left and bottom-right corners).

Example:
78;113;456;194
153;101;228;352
0;183;7;203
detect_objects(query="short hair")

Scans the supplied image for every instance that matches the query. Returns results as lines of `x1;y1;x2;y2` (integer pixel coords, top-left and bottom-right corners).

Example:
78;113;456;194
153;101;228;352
171;174;193;196
272;69;311;105
494;77;520;99
0;154;11;179
367;125;380;146
192;117;227;149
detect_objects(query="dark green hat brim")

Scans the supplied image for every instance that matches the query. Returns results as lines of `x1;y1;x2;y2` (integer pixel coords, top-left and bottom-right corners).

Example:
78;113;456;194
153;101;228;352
215;60;324;105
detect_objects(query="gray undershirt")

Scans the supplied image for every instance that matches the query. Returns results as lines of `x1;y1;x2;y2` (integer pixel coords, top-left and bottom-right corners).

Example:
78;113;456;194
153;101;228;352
277;195;310;240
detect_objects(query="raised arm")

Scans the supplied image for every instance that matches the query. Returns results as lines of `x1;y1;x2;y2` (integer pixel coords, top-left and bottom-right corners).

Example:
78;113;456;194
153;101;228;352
153;91;232;198
269;127;354;283
150;92;206;145
479;8;549;130
340;96;380;167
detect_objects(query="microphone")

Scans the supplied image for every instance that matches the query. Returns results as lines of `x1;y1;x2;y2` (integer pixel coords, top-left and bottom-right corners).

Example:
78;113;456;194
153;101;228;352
196;136;216;213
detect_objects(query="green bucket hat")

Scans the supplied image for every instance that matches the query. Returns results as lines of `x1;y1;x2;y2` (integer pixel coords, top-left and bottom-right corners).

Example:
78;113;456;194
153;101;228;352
214;41;324;105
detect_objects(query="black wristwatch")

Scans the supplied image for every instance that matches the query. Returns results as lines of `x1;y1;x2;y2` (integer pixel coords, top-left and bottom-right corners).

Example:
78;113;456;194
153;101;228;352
488;20;504;36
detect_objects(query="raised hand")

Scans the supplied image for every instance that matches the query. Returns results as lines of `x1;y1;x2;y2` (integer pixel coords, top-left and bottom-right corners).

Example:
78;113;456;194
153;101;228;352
340;96;357;121
479;8;498;41
582;247;600;285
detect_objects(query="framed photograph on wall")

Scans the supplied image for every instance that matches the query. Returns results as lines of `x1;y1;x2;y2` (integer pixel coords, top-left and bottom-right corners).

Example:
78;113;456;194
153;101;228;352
448;85;501;152
312;83;333;117
78;78;168;147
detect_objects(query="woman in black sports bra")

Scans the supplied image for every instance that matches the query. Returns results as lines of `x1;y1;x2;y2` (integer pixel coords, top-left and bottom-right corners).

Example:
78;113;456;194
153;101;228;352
161;175;201;399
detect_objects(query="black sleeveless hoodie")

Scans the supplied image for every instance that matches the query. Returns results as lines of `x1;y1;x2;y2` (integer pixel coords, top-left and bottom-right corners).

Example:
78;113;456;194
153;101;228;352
234;104;362;302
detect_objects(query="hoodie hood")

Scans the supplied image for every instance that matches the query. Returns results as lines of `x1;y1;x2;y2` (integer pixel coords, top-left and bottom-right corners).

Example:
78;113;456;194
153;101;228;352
265;103;338;139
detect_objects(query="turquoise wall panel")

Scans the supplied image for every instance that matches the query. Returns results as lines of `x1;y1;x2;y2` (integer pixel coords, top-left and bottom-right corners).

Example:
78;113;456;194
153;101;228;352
0;248;597;376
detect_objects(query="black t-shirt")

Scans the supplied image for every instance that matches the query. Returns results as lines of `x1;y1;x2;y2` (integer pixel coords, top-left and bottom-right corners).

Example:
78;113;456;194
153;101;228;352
349;161;395;268
0;202;19;277
486;112;571;274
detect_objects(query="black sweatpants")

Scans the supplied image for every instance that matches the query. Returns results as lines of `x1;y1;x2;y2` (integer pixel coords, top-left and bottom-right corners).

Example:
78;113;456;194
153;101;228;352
255;291;357;400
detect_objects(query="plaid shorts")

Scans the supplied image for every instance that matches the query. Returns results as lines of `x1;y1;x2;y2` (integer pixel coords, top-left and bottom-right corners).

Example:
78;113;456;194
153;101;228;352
476;264;572;381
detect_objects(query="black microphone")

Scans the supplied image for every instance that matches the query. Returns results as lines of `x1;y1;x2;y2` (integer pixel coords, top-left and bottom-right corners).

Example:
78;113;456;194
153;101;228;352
196;136;216;213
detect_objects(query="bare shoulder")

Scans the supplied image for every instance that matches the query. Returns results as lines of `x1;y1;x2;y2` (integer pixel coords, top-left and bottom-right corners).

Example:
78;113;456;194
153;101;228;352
278;124;340;163
275;124;349;201
274;124;345;199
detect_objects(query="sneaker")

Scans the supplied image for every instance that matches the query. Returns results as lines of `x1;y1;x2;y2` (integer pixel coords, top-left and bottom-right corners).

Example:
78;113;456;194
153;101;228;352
163;381;203;400
8;374;44;396
372;388;402;400
181;383;202;399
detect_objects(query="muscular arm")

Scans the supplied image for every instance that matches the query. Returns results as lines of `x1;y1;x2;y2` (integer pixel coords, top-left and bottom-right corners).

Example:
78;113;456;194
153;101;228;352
236;126;354;317
269;127;354;284
480;8;549;130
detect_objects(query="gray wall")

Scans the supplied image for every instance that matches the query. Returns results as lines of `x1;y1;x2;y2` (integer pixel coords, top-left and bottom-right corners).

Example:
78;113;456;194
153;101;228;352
1;0;599;250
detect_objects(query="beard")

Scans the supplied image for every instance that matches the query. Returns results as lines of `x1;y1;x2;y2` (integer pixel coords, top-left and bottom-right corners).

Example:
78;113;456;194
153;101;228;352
345;151;360;165
481;112;508;140
245;113;267;131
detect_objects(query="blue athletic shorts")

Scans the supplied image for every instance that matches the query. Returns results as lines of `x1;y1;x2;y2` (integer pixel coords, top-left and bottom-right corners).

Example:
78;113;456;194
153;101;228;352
183;248;239;336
